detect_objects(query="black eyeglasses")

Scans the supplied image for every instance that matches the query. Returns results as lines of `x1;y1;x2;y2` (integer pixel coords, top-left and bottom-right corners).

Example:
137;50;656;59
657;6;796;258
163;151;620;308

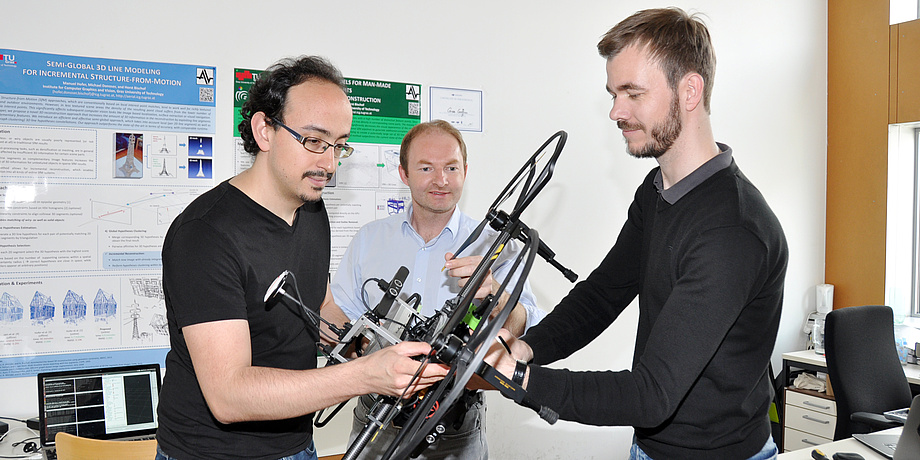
268;117;354;159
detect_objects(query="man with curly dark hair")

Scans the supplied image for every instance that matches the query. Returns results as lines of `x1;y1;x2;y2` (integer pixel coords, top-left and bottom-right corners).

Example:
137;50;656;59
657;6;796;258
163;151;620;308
156;55;446;460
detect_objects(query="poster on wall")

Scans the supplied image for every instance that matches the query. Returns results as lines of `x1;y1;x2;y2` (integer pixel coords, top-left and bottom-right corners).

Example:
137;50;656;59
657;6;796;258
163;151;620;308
232;69;420;273
0;49;216;378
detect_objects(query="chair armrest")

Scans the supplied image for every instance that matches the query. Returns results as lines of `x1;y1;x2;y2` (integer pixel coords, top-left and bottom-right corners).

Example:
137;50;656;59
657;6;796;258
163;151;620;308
850;411;904;430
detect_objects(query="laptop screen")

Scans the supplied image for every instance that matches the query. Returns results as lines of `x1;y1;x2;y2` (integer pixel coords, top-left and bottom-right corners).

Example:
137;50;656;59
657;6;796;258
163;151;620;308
37;364;161;447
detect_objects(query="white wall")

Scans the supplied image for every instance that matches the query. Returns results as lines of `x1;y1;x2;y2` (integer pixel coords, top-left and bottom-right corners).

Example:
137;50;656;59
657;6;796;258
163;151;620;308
1;0;827;457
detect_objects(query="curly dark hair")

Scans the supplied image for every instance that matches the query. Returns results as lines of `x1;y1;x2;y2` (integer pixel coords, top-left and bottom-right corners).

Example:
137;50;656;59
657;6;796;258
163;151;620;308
238;56;346;155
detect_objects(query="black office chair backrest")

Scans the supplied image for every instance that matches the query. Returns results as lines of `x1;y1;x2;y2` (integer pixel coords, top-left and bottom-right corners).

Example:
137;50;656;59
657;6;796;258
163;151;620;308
824;305;913;440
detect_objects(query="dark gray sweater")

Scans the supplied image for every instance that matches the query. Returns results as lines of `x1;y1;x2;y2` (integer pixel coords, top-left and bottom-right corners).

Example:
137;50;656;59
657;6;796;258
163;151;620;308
524;149;788;459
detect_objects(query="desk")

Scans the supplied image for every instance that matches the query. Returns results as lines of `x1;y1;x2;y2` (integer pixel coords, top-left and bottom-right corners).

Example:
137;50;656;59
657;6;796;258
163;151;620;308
0;419;42;460
781;350;920;389
778;427;900;459
780;351;920;452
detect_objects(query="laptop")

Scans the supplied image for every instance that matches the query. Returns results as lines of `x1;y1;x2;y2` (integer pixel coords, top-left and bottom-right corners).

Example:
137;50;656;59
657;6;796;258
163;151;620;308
37;364;161;459
885;407;910;423
853;394;920;460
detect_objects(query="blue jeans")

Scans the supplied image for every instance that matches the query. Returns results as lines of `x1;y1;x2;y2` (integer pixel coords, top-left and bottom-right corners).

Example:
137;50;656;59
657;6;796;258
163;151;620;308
629;436;777;460
156;442;317;460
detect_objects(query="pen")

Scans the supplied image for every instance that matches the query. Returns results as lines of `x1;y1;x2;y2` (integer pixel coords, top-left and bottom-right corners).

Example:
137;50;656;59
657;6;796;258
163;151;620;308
497;336;512;354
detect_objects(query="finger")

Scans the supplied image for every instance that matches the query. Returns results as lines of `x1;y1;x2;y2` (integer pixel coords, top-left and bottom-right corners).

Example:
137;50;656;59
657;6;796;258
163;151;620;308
444;255;484;273
393;340;433;357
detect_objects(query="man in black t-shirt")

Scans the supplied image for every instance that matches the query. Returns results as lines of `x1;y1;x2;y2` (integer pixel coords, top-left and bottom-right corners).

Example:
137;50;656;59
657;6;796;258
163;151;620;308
156;56;447;460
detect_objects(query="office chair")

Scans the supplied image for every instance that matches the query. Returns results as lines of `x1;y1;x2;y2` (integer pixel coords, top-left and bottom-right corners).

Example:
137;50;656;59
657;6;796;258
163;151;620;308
53;432;157;460
824;305;913;440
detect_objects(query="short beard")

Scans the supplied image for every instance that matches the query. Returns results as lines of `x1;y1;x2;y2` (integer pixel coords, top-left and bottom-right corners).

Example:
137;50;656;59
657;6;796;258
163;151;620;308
299;170;333;202
620;92;682;159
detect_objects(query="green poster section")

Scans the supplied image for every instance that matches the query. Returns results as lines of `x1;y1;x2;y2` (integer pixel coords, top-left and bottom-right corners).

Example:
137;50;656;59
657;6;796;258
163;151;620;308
350;116;418;145
232;70;420;143
233;68;263;137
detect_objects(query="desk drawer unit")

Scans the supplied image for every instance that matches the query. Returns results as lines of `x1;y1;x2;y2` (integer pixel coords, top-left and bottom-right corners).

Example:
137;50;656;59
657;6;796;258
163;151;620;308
783;426;832;451
783;389;837;451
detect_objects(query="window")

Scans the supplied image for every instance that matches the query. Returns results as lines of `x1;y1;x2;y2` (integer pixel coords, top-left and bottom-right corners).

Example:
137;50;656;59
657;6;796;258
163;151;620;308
886;123;920;318
892;0;920;24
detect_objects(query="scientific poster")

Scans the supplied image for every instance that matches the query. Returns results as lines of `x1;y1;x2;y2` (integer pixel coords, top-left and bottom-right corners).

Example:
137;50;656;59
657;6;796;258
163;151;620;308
0;49;216;378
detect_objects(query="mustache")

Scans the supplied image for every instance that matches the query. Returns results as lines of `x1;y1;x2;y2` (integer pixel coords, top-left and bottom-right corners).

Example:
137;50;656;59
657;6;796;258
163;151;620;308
617;120;644;131
303;170;333;181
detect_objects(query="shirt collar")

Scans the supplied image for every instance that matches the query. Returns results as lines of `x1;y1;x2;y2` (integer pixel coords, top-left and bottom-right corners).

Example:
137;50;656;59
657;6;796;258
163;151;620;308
401;203;462;245
654;143;733;204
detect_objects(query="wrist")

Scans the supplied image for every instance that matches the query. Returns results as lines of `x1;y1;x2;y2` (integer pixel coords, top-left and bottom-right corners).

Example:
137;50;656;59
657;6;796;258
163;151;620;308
511;339;534;364
512;360;528;387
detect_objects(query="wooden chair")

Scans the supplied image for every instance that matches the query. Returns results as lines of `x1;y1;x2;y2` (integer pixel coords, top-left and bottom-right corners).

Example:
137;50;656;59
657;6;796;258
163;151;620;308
53;432;157;460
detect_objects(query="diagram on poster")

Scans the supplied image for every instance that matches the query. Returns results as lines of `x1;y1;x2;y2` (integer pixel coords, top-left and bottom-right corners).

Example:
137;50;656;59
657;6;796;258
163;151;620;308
114;132;143;178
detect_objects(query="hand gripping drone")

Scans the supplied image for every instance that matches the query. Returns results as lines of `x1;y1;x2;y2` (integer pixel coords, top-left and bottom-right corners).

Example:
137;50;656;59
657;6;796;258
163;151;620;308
266;131;576;459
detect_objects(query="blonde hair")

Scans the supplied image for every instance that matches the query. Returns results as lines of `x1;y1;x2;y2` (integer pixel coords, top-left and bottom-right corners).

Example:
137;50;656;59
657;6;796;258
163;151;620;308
399;120;467;172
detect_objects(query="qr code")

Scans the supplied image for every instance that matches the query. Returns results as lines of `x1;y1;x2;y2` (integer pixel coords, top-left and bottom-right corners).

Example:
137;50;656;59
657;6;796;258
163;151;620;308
408;102;420;116
200;87;214;103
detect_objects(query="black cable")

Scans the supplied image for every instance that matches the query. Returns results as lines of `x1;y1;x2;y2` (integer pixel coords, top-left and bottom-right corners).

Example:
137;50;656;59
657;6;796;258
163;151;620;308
0;428;39;459
404;293;423;330
405;293;421;310
359;276;411;331
360;278;384;314
0;418;26;424
284;272;349;345
10;438;39;449
397;349;436;403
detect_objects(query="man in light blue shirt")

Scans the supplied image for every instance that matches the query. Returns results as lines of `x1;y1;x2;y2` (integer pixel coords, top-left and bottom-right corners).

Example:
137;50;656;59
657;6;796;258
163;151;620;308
330;120;544;459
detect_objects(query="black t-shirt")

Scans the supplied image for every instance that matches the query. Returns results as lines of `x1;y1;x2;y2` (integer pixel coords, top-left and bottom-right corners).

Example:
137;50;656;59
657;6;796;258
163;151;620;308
156;180;329;460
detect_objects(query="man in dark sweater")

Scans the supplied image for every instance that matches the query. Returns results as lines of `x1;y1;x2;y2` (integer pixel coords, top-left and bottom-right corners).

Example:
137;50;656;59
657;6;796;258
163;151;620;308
488;8;787;459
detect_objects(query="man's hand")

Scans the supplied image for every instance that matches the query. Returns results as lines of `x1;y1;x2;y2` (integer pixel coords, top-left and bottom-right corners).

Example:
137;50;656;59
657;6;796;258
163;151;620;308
444;252;527;336
356;340;449;397
471;328;535;390
443;253;494;299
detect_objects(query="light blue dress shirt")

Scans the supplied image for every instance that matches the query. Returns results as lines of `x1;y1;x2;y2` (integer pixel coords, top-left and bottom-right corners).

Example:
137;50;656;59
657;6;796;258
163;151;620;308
331;204;544;332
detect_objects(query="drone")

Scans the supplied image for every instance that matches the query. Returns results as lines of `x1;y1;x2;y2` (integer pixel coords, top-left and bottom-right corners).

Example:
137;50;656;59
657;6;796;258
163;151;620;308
265;131;575;459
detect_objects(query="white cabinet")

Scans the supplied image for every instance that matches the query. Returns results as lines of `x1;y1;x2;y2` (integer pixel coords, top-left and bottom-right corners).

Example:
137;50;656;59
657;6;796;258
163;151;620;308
783;389;836;452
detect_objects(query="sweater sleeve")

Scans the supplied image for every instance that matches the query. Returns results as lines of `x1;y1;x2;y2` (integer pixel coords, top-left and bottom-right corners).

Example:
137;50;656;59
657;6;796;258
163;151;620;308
524;224;773;428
